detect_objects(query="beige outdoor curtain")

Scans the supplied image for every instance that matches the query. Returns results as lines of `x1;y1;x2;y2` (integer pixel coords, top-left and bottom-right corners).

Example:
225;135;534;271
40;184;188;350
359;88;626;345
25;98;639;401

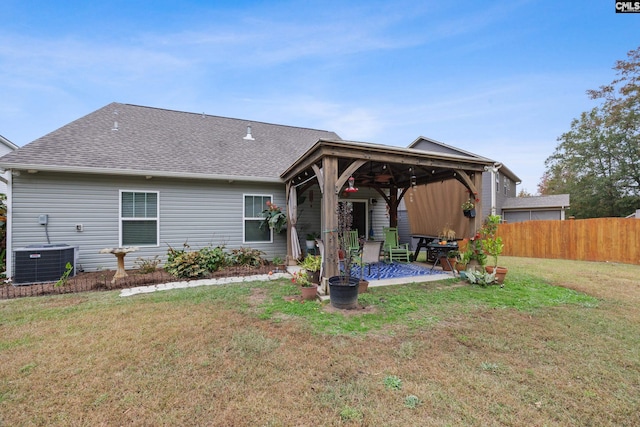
288;186;302;259
405;180;473;239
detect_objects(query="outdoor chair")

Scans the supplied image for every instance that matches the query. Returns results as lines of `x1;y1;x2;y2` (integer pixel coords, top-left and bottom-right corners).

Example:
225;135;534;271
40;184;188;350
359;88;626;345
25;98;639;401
344;230;360;257
353;240;383;279
382;227;411;263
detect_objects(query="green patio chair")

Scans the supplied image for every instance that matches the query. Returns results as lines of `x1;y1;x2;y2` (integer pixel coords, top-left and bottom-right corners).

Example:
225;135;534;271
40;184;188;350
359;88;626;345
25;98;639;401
382;227;411;263
344;230;360;257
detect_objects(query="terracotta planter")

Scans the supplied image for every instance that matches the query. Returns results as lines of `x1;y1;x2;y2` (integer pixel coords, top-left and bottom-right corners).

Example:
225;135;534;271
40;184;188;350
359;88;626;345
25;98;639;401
358;279;369;293
439;257;456;271
485;266;508;284
455;262;467;272
467;260;481;271
300;284;318;300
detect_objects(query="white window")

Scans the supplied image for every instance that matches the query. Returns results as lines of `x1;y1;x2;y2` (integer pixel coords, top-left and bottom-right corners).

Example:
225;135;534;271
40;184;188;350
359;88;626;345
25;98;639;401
504;178;509;196
120;191;159;246
244;194;271;243
495;172;500;192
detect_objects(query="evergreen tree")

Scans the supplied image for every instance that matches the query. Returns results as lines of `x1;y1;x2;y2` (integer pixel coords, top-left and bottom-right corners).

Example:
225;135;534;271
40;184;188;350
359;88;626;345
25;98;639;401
542;47;640;218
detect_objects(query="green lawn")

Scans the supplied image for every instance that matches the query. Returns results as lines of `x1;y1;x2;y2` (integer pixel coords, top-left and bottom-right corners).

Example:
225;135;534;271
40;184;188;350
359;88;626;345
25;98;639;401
1;257;638;426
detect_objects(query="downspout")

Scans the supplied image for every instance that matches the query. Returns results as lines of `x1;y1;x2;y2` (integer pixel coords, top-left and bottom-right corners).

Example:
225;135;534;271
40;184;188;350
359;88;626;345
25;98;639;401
3;169;12;278
484;162;502;216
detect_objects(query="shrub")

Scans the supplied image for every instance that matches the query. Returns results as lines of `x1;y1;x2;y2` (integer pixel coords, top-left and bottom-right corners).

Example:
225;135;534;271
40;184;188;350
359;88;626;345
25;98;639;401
134;255;161;274
229;247;265;267
165;244;208;279
199;245;228;272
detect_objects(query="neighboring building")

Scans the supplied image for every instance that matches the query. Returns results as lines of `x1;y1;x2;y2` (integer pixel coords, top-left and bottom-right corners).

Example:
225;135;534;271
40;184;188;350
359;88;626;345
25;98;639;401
0;135;19;194
626;209;640;219
501;194;570;222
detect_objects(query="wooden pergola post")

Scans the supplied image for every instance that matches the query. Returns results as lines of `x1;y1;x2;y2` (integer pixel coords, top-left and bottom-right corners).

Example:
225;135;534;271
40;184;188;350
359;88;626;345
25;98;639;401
472;171;483;234
322;156;339;279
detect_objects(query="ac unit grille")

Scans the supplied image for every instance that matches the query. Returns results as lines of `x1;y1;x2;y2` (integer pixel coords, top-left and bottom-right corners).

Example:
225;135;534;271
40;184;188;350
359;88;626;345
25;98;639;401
13;244;78;285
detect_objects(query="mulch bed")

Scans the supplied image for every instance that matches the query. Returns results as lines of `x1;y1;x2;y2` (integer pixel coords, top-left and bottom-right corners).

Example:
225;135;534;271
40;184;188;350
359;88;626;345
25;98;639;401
0;264;277;300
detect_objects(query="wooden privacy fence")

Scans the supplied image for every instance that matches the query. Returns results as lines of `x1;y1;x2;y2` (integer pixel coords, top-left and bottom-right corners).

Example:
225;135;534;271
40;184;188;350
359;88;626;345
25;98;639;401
497;218;640;265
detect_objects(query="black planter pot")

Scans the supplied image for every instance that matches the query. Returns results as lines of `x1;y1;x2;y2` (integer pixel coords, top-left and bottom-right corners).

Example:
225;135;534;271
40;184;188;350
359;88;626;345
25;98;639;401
463;208;476;218
328;276;359;309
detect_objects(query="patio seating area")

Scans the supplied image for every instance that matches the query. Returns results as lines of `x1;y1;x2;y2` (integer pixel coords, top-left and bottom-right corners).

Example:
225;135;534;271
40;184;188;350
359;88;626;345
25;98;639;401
350;261;449;282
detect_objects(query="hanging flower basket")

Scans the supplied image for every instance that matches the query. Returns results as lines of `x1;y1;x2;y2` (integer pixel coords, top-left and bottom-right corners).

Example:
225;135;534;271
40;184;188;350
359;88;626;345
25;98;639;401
259;201;287;233
462;199;476;218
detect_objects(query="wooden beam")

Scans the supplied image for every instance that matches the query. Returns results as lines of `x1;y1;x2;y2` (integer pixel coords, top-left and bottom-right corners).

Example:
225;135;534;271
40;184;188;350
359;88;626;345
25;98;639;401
311;164;324;194
472;171;483;234
456;170;479;195
335;159;367;194
322;156;339;280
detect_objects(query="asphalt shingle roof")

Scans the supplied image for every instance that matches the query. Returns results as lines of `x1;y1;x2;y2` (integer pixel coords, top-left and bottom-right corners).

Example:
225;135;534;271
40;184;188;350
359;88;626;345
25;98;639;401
502;194;570;209
0;103;341;179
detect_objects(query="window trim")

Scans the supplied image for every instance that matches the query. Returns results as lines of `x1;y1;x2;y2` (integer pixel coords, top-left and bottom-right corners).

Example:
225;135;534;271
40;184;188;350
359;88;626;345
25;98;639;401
243;193;273;244
119;190;160;247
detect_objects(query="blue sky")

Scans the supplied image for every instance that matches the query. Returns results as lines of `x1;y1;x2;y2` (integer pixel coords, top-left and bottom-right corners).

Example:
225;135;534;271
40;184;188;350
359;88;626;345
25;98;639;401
0;1;637;192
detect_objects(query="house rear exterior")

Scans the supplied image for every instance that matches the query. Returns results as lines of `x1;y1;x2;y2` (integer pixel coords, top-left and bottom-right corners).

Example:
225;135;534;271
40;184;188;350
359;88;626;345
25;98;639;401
0;103;340;276
1;102;537;281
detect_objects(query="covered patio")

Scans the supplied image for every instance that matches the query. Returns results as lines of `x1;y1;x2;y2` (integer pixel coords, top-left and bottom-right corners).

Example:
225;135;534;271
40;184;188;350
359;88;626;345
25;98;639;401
281;139;495;284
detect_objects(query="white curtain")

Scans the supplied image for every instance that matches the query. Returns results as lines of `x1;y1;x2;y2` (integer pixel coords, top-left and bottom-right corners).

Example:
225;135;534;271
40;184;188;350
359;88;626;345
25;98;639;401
289;186;302;259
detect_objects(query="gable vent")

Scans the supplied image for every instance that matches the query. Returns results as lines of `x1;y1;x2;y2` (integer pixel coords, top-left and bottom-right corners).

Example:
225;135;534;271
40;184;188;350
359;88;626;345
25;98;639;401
243;125;255;141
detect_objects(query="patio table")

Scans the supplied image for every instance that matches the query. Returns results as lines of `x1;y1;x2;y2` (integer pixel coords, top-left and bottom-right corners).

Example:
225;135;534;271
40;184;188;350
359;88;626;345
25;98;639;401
426;241;458;273
412;234;437;261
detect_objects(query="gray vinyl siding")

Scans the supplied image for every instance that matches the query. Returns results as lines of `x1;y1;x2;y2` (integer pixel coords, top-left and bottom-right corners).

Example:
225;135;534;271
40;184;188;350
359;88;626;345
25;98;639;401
295;186;389;246
503;210;562;223
8;171;287;274
481;170;492;219
295;184;322;251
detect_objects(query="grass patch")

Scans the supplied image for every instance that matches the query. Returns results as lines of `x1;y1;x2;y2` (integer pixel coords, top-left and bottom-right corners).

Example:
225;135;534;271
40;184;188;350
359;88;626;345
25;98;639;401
256;271;599;335
0;257;637;426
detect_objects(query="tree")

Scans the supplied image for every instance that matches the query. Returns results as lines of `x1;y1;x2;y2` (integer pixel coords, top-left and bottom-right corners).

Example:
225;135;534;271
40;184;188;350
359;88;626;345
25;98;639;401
517;188;534;197
542;47;640;218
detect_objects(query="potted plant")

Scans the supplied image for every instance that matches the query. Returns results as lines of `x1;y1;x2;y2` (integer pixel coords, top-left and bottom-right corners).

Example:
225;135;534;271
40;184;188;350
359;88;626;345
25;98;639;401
352;255;369;293
464;234;487;271
299;254;321;284
455;248;471;272
482;215;508;284
305;232;319;251
461;200;476;218
291;270;318;300
444;249;458;272
259;201;287;233
272;256;285;273
328;202;360;309
438;225;456;243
